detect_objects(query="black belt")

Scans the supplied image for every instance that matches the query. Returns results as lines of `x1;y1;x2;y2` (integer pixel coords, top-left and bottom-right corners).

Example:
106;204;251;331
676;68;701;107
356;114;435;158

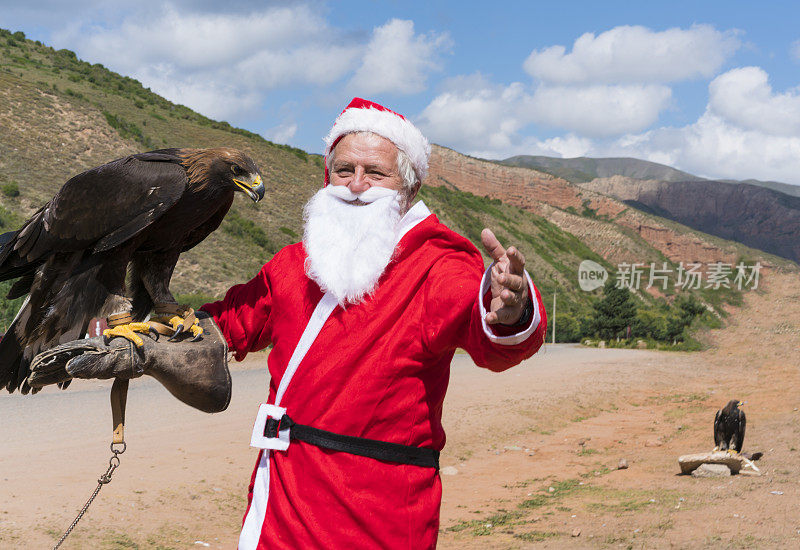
265;414;439;470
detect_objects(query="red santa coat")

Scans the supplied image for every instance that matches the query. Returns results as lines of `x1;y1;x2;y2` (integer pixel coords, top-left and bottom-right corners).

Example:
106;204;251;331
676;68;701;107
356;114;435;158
202;202;547;549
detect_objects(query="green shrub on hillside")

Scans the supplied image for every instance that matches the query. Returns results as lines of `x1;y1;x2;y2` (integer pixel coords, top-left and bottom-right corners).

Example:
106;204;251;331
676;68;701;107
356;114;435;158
102;110;154;148
0;204;23;229
633;307;670;340
175;293;220;311
223;211;276;253
1;181;20;197
551;312;583;343
591;279;637;340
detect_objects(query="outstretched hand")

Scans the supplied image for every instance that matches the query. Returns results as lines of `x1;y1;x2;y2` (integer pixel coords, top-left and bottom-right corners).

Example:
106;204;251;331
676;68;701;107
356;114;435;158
481;228;530;325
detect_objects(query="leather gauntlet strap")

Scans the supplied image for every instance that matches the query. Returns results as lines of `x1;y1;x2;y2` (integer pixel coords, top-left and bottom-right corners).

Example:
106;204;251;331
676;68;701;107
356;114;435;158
107;311;133;327
111;378;129;445
150;302;197;336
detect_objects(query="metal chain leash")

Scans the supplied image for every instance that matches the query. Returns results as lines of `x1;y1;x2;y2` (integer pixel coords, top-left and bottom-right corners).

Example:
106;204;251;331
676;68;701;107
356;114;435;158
52;442;126;550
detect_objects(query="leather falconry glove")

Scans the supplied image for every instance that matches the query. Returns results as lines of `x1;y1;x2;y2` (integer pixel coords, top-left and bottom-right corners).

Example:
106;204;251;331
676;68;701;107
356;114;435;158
26;311;231;413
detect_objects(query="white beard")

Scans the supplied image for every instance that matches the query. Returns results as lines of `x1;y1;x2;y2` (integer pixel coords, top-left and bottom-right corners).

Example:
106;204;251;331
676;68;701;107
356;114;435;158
303;185;402;305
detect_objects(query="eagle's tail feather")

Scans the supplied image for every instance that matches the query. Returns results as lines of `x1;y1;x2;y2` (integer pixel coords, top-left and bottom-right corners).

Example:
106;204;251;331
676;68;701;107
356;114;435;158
7;271;35;299
0;313;26;393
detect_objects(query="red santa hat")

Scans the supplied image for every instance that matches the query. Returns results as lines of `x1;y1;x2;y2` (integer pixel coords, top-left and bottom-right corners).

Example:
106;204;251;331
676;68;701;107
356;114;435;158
323;97;430;185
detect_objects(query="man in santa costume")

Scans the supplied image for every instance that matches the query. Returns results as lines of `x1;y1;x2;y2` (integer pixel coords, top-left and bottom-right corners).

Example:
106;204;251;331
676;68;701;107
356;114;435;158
201;98;548;549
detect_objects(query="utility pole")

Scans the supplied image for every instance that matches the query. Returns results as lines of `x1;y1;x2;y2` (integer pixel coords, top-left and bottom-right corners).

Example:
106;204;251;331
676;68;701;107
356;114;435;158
552;290;556;344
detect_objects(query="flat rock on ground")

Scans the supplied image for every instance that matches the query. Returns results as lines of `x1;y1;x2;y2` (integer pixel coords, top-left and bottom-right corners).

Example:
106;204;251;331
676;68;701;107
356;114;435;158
691;463;731;478
679;451;744;474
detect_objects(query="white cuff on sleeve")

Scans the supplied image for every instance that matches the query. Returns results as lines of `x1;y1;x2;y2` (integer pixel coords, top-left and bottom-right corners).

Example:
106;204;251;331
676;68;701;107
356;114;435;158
479;263;541;345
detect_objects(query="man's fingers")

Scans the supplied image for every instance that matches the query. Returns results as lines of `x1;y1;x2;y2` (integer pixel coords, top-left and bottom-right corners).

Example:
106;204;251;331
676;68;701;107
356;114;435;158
507;246;525;274
481;228;506;262
497;273;525;292
485;304;522;325
485;308;513;324
500;289;522;306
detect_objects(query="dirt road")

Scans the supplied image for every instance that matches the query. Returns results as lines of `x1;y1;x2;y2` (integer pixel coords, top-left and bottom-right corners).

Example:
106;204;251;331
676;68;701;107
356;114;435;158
0;271;797;548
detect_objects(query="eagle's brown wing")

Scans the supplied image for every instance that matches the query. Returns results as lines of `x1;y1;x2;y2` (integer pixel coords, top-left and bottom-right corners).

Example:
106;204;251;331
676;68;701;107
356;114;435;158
0;150;189;392
713;409;724;448
1;150;188;272
734;408;746;452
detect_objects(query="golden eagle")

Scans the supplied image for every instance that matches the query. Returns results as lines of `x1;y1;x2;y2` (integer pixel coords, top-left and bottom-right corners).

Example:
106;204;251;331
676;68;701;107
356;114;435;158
714;399;746;453
0;148;264;394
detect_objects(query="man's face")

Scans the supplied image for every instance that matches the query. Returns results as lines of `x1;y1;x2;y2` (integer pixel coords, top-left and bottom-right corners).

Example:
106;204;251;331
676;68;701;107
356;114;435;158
329;133;403;197
305;133;406;304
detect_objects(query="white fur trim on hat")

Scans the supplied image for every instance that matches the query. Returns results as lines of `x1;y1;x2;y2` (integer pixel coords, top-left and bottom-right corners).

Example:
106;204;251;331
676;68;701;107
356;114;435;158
324;103;431;182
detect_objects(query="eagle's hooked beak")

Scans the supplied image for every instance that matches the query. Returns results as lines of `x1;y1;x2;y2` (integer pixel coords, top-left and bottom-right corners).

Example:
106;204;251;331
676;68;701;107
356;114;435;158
233;174;265;202
738;401;745;407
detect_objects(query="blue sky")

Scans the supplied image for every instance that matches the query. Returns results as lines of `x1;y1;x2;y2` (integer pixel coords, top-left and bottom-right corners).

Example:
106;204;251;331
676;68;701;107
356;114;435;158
2;1;800;184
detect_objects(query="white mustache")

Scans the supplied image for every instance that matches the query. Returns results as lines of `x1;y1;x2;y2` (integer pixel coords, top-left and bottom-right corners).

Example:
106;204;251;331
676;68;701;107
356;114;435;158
325;185;398;204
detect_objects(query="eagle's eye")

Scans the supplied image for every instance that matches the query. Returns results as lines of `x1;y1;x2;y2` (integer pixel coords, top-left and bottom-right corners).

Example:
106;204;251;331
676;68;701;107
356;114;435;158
231;165;244;176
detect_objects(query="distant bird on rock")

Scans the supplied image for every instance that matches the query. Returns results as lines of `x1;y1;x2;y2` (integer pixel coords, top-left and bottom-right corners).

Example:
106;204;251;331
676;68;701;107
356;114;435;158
713;399;745;454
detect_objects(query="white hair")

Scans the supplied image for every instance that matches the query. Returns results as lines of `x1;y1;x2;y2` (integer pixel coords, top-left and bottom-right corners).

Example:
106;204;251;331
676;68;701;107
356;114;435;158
326;131;419;193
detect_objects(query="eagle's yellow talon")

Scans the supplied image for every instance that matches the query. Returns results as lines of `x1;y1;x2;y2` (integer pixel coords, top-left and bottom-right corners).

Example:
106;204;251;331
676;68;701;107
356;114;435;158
102;322;152;347
167;315;184;330
151;305;201;341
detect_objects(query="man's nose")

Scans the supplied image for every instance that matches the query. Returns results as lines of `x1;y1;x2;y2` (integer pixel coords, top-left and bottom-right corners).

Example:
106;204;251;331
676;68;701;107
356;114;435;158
348;167;370;193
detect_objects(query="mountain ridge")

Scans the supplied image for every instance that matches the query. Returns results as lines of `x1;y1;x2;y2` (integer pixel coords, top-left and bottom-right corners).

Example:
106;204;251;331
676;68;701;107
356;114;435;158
500;154;800;198
579;175;800;264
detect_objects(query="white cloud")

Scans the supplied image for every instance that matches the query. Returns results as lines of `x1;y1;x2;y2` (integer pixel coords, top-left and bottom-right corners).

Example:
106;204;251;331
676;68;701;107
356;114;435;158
418;79;671;154
417;84;596;159
265;122;298;144
599;67;800;184
349;19;451;95
51;3;361;121
607;111;800;184
136;67;263;121
238;45;360;89
417;82;528;154
529;84;671;137
59;4;334;76
524;24;740;84
420;24;742;154
421;63;800;185
532;135;594;158
708;67;800;136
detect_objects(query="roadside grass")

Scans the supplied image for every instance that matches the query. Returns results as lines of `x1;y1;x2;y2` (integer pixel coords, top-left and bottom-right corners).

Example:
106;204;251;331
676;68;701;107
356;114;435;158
664;403;706;421
103;531;139;549
0;526;23;545
447;473;687;543
658;392;710;404
33;480;246;549
446;509;527;536
513;530;560;542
